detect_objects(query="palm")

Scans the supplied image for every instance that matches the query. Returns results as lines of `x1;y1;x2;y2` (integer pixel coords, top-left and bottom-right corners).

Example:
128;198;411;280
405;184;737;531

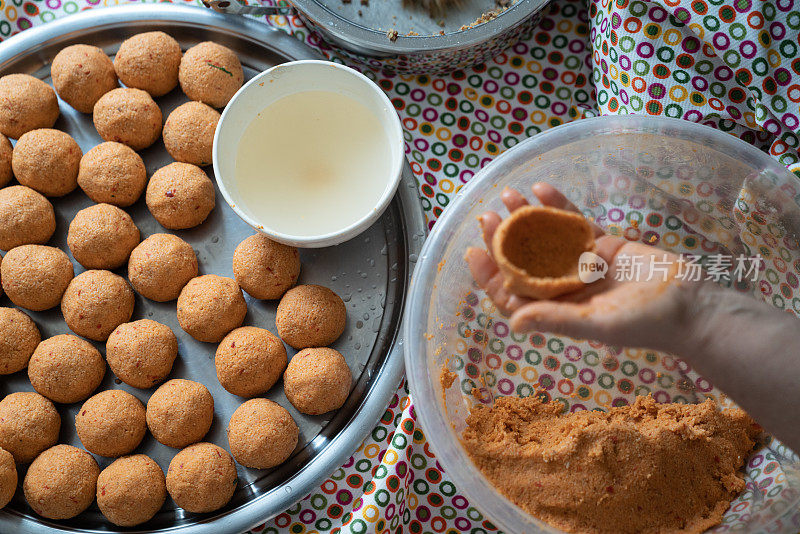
466;184;691;347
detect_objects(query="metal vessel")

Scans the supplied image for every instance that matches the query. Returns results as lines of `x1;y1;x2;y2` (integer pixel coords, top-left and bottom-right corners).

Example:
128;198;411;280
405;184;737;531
0;5;426;533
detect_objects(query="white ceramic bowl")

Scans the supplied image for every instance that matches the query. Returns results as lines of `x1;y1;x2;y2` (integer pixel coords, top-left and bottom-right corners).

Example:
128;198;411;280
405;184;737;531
213;60;404;248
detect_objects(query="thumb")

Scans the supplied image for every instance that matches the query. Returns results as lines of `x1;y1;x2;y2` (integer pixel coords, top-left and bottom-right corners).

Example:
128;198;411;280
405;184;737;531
509;301;612;344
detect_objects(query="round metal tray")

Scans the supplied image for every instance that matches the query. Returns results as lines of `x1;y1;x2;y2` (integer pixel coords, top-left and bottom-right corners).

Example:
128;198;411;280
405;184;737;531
0;5;426;533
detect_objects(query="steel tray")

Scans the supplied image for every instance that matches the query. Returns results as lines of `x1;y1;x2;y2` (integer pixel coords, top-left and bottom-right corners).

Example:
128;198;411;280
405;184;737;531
0;5;426;533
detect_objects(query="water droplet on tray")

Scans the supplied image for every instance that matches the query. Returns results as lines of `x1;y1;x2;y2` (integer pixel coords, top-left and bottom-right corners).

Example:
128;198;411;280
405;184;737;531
343;294;351;302
211;236;219;243
355;342;362;350
409;254;418;262
331;275;337;281
356;321;363;329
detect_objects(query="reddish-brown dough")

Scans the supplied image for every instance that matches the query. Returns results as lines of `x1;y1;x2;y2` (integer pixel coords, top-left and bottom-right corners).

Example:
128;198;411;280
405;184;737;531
462;395;759;534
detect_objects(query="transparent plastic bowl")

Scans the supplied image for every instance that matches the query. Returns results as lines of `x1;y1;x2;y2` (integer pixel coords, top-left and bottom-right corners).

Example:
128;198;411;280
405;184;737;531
404;115;800;534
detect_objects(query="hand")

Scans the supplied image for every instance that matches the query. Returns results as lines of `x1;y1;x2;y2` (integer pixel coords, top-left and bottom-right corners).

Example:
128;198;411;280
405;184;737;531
465;183;700;351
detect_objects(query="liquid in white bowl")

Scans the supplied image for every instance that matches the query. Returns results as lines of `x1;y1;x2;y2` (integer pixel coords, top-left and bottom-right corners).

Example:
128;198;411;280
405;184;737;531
235;90;393;238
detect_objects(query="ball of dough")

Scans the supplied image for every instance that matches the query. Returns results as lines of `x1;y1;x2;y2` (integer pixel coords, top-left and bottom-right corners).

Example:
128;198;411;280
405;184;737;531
61;270;135;341
179;42;243;108
28;334;105;404
0;307;40;375
0;186;56;251
215;327;287;397
284;347;352;415
146;162;215;230
0;245;73;311
275;285;346;349
23;444;99;520
0;74;59;139
12;128;82;197
107;320;178;389
166;442;237;513
51;44;117;113
114;31;181;97
93;87;162;150
163;101;219;166
97;454;166;527
67;203;140;269
0;133;12;187
233;234;300;300
146;379;213;448
78;142;146;207
177;275;246;343
0;447;16;509
76;390;146;457
0;391;60;463
128;233;197;302
227;398;298;469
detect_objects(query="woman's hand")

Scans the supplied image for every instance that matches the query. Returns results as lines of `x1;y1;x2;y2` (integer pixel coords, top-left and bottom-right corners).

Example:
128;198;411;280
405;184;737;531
465;182;700;352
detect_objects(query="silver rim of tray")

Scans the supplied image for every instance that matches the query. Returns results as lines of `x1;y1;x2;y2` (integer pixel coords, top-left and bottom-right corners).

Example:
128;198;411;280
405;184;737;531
0;5;426;533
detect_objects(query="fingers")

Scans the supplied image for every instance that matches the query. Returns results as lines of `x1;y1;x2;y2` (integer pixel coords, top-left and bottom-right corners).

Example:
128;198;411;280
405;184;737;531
465;247;532;316
510;301;608;342
465;247;499;288
594;235;627;263
478;212;502;254
531;182;605;237
531;182;578;211
501;187;529;213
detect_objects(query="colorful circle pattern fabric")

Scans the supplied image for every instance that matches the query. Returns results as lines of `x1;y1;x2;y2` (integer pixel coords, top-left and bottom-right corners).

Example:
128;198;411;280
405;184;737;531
3;0;800;533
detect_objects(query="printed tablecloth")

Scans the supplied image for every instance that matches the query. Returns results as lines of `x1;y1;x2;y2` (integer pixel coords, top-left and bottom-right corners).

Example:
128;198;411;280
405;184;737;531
3;0;800;532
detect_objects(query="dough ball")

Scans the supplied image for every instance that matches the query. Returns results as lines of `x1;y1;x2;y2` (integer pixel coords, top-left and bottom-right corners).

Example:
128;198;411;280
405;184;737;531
215;326;287;397
0;391;60;463
146;379;213;448
128;233;197;302
78;141;146;207
179;42;243;108
97;454;166;527
0;74;59;139
0;307;40;375
61;270;135;341
284;347;352;415
166;442;237;513
163;101;219;166
76;390;146;457
23;444;99;520
0;245;73;311
0;447;16;509
28;334;105;404
93;87;162;150
51;44;117;113
275;285;346;349
0;186;56;251
146;162;215;230
177;275;246;343
0;133;12;187
227;398;298;469
114;31;181;97
233;234;300;300
67;203;140;270
12;128;82;197
107;319;178;389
